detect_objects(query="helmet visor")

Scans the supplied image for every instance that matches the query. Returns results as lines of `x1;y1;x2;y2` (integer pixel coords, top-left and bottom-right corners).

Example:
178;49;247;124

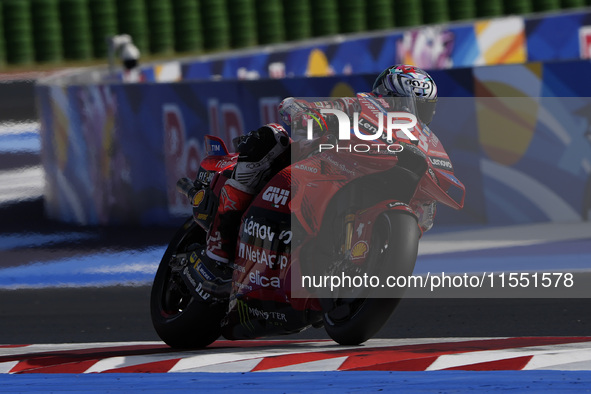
417;98;437;125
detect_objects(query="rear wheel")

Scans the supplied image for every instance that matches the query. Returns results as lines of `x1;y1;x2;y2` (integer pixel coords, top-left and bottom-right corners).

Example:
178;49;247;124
150;218;226;349
321;211;420;345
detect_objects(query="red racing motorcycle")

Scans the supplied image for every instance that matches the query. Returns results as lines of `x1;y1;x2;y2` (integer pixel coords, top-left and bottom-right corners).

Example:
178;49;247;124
150;96;465;348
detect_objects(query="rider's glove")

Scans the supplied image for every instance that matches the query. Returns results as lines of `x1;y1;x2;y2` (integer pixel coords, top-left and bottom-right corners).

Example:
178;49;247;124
279;97;331;140
278;97;301;126
279;97;319;130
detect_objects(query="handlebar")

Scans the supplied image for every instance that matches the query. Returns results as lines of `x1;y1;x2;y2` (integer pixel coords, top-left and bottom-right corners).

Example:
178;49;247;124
176;177;196;199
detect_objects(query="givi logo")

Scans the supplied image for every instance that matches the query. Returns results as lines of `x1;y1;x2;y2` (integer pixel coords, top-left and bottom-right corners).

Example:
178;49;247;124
262;186;290;207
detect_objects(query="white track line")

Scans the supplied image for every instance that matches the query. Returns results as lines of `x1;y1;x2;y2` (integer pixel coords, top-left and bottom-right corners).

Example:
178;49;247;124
419;221;591;255
181;358;263;373
524;348;591;370
0;166;44;204
0;361;18;374
426;341;591;370
258;356;350;372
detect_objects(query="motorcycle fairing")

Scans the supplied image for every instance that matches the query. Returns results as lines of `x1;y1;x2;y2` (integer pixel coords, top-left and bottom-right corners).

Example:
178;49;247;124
191;155;236;230
290;151;398;235
221;297;322;340
226;154;417;329
198;153;238;175
412;123;466;210
223;167;325;337
231;168;292;302
205;135;231;156
356;96;466;211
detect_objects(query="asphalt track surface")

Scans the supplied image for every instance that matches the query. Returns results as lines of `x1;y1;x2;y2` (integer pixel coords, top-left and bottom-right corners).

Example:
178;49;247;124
3;282;591;344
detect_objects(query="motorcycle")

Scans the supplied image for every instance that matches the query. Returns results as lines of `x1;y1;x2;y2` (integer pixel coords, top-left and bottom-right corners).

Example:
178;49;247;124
150;96;465;348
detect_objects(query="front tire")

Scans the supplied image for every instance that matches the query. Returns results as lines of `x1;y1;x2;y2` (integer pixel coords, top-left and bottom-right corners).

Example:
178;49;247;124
150;218;226;349
322;211;420;345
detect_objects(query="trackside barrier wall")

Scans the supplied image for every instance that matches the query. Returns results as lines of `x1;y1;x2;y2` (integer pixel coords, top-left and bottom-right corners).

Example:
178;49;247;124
37;60;591;226
140;9;591;82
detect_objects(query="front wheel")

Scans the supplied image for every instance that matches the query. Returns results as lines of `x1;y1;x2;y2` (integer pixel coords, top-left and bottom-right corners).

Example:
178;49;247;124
150;218;226;349
321;211;420;345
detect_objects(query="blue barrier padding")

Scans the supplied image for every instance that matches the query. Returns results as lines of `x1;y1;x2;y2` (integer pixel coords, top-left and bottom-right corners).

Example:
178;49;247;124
0;246;166;289
0;132;40;153
1;371;590;393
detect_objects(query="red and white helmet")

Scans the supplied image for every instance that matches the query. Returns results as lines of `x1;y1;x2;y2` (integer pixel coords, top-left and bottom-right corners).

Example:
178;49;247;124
372;64;438;124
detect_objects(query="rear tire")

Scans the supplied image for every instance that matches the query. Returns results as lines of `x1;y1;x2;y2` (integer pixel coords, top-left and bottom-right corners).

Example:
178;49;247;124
150;218;226;349
322;211;420;345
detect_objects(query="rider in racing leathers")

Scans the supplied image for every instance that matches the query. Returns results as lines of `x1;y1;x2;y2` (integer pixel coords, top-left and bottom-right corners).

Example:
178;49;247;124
202;64;439;285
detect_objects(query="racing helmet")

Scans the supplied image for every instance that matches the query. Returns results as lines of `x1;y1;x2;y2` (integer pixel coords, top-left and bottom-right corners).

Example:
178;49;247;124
372;64;438;125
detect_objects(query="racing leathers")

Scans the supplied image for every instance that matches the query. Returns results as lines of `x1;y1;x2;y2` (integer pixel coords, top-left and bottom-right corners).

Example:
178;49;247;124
205;123;290;264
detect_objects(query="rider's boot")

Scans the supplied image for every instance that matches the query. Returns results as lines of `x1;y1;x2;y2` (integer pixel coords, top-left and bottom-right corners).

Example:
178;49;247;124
205;179;255;264
187;180;254;299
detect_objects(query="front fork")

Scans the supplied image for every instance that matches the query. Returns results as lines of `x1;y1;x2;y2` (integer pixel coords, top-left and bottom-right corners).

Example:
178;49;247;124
171;247;232;302
174;176;232;302
177;163;234;233
343;213;356;254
